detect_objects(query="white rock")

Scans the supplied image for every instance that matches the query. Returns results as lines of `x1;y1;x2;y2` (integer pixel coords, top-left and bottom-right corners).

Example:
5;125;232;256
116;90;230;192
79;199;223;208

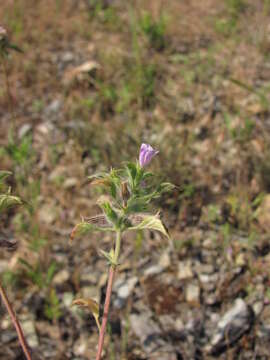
178;260;193;280
73;336;87;356
159;250;170;268
62;52;75;63
38;204;57;225
186;283;200;303
114;277;138;308
62;292;74;307
53;269;69;285
63;177;78;189
18;123;32;139
21;317;39;348
144;264;164;276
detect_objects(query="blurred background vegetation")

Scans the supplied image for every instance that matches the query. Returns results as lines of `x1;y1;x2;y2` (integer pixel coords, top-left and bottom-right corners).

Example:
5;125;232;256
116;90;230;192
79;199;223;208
1;0;270;359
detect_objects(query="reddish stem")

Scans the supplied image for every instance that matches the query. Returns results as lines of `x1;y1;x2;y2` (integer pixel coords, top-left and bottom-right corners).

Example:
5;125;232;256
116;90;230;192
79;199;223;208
0;282;32;360
95;265;116;360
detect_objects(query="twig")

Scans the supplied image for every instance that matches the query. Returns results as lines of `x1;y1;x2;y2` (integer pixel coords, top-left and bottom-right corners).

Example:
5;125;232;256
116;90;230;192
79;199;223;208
95;231;121;360
95;265;116;360
0;282;32;360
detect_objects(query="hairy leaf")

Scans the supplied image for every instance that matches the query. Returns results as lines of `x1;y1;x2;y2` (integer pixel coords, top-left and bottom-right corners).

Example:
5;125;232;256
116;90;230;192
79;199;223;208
0;194;22;213
70;219;114;241
98;200;119;226
128;214;169;238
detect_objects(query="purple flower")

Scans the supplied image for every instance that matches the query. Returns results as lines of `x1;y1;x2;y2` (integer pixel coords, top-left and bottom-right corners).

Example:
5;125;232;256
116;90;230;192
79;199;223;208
139;143;159;167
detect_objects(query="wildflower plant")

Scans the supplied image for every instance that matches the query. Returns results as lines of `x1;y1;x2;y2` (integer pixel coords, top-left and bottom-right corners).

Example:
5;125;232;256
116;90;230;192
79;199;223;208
0;26;22;58
0;171;32;360
71;143;174;360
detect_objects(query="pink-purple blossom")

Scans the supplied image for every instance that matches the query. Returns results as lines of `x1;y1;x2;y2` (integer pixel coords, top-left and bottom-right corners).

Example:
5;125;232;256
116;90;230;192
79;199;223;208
139;143;159;167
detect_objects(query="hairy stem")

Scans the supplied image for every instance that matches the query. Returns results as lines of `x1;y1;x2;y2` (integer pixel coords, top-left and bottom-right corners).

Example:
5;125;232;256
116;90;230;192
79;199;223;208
95;231;121;360
0;282;32;360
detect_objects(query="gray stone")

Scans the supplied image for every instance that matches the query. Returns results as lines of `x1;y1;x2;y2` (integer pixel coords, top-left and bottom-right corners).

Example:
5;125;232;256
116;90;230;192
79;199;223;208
205;293;219;306
21;316;39;348
38;204;57;225
73;335;88;356
252;301;264;316
199;273;218;292
159;250;171;268
63;177;78;189
80;271;98;284
144;249;171;277
144;264;164;276
207;298;254;354
62;292;74;307
114;276;138;309
195;262;215;274
159;314;184;333
18;123;32;139
53;269;69;285
257;324;270;340
130;312;177;359
1;330;17;343
186;283;200;303
81;286;98;300
199;273;218;284
177;260;193;280
62;51;75;63
45;99;62;115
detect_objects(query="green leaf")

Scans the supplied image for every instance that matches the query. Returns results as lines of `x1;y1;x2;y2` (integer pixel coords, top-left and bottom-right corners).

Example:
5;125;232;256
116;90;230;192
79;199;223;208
0;171;12;183
142;171;154;180
18;258;33;271
45;288;62;321
99;249;116;265
0;194;22;212
89;170;121;199
87;172;108;181
46;262;57;286
98;200;119;226
158;182;175;194
128;214;169;238
125;197;148;213
7;43;23;53
125;162;138;181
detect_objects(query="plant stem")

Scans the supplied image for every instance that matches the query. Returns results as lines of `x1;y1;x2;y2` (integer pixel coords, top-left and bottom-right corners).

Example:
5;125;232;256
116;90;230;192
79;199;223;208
113;230;121;265
95;231;121;360
1;58;15;128
0;281;32;360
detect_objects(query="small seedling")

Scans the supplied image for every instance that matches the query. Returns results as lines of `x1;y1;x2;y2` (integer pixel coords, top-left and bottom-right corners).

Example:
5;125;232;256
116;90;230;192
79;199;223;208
139;10;167;50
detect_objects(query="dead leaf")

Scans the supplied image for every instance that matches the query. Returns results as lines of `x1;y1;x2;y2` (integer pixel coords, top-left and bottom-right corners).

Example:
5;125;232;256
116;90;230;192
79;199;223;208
72;298;100;332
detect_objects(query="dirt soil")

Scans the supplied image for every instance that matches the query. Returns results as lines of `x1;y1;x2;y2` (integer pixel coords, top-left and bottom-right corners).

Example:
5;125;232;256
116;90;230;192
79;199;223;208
1;0;270;359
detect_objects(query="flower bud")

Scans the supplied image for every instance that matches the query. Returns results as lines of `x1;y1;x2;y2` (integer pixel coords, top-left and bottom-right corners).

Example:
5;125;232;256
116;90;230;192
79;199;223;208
139;143;159;168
